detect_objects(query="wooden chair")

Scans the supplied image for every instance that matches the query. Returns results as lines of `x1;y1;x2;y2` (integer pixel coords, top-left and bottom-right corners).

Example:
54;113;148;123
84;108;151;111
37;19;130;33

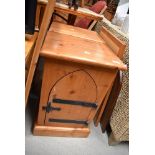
25;33;38;82
93;26;126;127
74;0;107;29
88;5;107;30
25;0;56;107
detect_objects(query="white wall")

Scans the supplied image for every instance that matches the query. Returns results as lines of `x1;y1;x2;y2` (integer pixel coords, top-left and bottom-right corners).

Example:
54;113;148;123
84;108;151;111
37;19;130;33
112;0;129;34
116;0;129;16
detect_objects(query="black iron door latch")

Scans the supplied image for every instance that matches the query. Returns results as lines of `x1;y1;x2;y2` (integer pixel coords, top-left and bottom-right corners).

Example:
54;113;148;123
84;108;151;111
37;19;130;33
42;102;61;113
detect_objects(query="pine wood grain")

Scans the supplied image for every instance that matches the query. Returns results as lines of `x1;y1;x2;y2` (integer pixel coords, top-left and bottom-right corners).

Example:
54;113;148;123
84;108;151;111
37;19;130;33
99;26;126;60
49;22;103;43
33;123;90;137
25;0;55;106
40;31;127;71
34;21;126;137
25;32;38;62
37;59;117;126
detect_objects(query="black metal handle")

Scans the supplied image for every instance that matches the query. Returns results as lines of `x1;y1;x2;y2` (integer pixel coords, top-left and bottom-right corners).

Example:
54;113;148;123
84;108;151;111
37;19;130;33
53;98;97;108
49;118;88;126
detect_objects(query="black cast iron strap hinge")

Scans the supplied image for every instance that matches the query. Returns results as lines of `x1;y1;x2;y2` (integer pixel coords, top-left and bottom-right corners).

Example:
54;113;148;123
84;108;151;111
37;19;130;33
42;102;61;113
49;118;88;126
53;98;98;108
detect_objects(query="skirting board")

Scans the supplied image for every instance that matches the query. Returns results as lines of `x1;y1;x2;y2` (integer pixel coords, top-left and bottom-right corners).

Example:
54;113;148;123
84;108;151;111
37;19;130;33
33;123;90;137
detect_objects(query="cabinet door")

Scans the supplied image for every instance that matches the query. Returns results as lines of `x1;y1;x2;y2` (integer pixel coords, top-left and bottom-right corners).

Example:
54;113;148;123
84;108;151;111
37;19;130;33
44;70;98;128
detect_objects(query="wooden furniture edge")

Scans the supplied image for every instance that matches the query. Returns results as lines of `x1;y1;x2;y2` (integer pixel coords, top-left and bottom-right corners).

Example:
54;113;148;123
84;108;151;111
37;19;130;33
49;22;103;43
25;0;55;107
54;6;103;21
38;0;48;5
100;71;122;133
38;0;85;8
25;32;38;62
93;78;113;126
40;53;127;71
38;0;103;21
33;123;90;137
99;26;126;60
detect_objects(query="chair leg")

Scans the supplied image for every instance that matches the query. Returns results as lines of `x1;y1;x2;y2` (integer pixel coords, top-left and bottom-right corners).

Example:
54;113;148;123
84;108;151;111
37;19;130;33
67;14;77;25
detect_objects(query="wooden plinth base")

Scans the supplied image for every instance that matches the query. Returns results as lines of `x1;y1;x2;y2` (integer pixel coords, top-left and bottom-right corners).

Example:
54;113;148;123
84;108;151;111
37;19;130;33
33;123;90;138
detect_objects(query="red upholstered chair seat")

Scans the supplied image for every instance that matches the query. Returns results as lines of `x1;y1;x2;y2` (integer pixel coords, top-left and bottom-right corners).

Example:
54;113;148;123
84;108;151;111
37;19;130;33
74;0;106;29
89;0;106;13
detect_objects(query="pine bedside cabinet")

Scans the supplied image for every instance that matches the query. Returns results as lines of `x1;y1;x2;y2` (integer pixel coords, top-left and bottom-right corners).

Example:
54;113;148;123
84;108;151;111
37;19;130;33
33;22;127;137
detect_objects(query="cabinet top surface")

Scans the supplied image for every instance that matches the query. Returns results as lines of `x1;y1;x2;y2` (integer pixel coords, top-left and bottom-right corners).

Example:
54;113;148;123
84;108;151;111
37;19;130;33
49;22;104;43
40;22;127;71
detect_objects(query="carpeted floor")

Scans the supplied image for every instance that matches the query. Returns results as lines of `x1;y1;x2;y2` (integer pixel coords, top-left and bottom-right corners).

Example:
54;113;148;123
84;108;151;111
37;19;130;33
25;105;129;155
